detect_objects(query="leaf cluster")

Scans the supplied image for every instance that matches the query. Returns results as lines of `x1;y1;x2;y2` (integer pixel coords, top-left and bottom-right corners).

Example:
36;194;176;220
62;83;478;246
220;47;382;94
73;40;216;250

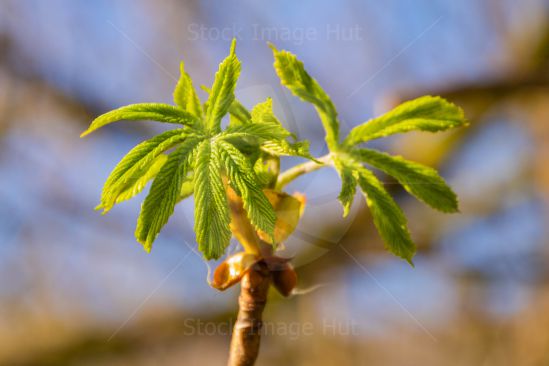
82;40;311;259
270;45;467;264
82;39;467;264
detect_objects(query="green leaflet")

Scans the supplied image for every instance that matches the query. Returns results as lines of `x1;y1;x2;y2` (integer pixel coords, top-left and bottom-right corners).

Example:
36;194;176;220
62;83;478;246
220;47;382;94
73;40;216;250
177;177;194;203
249;98;313;159
99;129;189;213
270;44;340;149
204;93;313;159
251;98;280;125
173;61;202;118
343;96;467;146
223;122;291;141
229;100;252;126
253;154;280;188
136;136;202;252
356;167;416;264
250;98;295;139
216;140;276;240
260;140;313;159
109;154;168;208
352;148;459;213
80;103;198;137
201;85;251;126
332;156;357;218
332;155;416;263
205;39;241;133
193;140;232;259
222;103;314;161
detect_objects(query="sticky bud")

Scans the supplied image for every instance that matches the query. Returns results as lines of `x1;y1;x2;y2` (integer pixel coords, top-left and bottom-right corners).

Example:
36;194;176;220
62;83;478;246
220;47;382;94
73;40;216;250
271;263;297;297
211;252;259;291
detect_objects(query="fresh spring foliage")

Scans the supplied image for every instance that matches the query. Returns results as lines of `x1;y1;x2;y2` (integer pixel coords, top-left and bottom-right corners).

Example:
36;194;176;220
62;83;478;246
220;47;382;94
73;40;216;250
81;39;467;264
270;44;466;264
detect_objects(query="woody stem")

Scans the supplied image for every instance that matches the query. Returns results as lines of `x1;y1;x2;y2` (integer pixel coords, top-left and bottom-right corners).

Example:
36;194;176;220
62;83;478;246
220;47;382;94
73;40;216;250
227;261;271;366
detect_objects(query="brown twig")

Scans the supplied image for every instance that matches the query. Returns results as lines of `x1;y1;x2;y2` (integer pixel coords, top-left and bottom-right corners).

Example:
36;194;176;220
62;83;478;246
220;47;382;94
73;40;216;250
228;261;271;366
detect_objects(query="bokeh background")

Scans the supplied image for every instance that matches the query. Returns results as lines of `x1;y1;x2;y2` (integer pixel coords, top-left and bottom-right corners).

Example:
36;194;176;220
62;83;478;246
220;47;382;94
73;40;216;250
1;0;549;365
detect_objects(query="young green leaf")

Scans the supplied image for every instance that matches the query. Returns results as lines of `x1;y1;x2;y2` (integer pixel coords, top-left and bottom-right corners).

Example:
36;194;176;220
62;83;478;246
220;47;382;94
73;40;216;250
216;140;276;240
260;140;313;159
177;176;194;203
80;103;199;137
332;156;357;218
352;148;459;213
135;136;202;252
205;39;241;133
344;96;467;146
203;94;313;159
253;154;280;188
107;154;168;208
223;122;291;142
249;98;296;137
250;98;281;126
173;61;202;118
201;85;251;126
270;44;340;149
248;98;314;159
356;167;416;264
193;140;232;259
229;100;252;126
99;129;189;213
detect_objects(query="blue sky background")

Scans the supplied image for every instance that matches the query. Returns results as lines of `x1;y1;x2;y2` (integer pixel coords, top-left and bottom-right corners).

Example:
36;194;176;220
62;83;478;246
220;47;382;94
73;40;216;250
0;0;548;364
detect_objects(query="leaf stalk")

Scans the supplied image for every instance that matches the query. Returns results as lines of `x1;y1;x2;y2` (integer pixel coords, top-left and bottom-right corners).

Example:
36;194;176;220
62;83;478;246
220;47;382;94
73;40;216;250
275;154;333;190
